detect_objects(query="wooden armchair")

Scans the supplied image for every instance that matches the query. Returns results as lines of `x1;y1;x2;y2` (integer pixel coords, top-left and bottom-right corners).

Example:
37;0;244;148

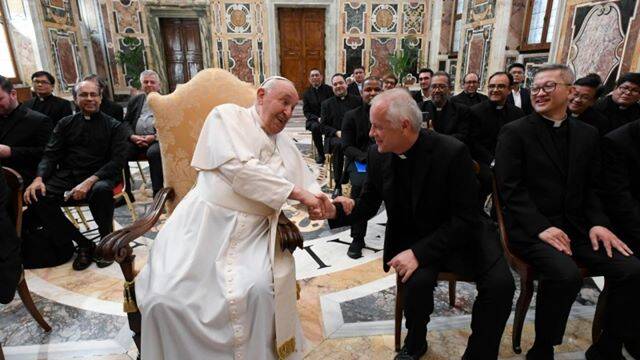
96;69;261;355
2;167;52;359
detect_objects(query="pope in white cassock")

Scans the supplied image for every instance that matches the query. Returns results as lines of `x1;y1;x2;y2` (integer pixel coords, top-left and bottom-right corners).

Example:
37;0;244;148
135;77;326;360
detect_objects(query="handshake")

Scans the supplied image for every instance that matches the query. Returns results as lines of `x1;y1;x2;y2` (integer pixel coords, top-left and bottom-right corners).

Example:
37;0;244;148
298;192;355;221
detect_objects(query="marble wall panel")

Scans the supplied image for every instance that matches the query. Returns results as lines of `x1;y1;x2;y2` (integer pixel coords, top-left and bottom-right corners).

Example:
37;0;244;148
369;37;396;77
523;54;548;87
41;0;74;26
403;2;425;34
113;0;143;34
228;38;254;83
345;2;366;34
100;2;121;88
49;28;81;90
439;0;453;54
460;24;492;88
371;4;398;33
344;38;365;74
225;3;252;34
507;0;527;50
466;0;496;23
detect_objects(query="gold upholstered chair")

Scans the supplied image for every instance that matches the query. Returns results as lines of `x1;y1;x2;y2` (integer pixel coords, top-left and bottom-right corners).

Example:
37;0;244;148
96;69;260;355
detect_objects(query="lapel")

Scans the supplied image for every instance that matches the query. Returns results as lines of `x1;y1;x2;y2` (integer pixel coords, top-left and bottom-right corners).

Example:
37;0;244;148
0;105;26;141
411;130;434;213
531;114;567;177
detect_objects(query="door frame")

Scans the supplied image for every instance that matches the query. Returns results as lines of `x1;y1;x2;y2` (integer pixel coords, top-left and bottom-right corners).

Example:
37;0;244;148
145;5;213;94
266;0;339;82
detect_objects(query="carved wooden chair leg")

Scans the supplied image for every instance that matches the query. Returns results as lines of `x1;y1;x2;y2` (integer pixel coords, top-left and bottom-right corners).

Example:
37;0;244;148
394;275;405;352
17;274;51;332
512;273;534;354
592;280;608;343
448;280;457;307
0;342;4;360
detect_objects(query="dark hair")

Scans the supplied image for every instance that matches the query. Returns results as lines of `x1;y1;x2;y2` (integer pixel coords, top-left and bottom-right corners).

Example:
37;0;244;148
363;76;382;87
507;62;525;72
432;71;451;85
83;74;106;90
309;68;321;75
462;72;480;83
488;71;514;86
616;72;640;87
418;68;434;76
331;73;346;82
0;75;14;93
31;71;55;85
574;73;605;98
353;66;365;72
383;73;398;84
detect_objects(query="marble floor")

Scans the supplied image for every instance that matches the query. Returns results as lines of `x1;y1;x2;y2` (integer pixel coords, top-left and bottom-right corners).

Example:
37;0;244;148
0;106;627;360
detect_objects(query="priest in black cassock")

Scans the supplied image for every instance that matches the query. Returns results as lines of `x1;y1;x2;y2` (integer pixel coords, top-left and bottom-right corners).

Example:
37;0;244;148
24;80;128;271
302;69;333;164
320;73;361;195
321;89;514;360
23;71;72;124
0;158;21;304
452;72;488;107
568;74;609;136
82;74;124;122
593;72;640;132
421;71;472;145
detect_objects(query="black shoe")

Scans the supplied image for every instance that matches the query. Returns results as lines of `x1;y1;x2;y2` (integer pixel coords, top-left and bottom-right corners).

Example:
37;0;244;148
347;238;365;259
332;187;342;198
315;154;325;164
624;342;639;359
586;344;626;360
73;242;95;271
394;343;427;360
94;257;114;268
526;345;554;360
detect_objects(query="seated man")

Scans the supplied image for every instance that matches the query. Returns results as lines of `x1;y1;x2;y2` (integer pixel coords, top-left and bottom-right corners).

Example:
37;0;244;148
347;66;365;97
24;80;128;271
411;68;433;107
341;76;381;258
495;64;640;360
506;63;533;115
23;71;73;124
382;74;398;90
124;70;164;197
302;69;333;164
0;159;21;304
593;72;640;132
322;89;515;360
568;74;609;136
0;76;53;184
83;74;124;122
452;72;488;107
320;73;361;195
422;71;472;145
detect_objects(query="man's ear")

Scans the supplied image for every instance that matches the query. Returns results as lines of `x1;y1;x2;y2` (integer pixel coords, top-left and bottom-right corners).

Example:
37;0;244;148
256;88;266;104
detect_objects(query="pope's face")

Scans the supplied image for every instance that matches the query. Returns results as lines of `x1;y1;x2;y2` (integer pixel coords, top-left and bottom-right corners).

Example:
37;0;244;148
257;81;299;135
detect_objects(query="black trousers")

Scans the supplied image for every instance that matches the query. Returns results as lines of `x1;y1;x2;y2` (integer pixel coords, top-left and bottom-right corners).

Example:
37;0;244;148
126;141;164;195
31;180;116;248
326;137;344;188
0;177;21;304
306;119;324;158
511;239;640;346
403;256;515;359
346;162;367;240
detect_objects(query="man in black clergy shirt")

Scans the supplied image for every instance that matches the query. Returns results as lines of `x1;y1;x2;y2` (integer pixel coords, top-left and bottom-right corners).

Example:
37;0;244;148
421;71;472;145
0;159;21;304
24;80;128;271
320;73;361;195
495;64;640;360
347;66;366;97
0;76;52;184
23;71;72;124
321;89;515;360
82;74;124;122
302;69;333;164
340;76;381;259
568;74;609;136
452;72;488;107
593;72;640;133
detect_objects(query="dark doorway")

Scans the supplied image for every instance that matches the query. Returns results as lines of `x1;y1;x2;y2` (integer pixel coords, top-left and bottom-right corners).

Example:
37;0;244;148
160;18;204;92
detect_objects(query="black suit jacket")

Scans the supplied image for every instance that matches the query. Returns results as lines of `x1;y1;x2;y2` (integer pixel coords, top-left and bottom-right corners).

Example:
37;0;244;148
422;100;471;144
0;162;21;304
23;94;73;124
123;93;147;137
341;104;373;163
506;87;533;115
0;104;53;183
302;84;333;129
347;82;361;97
330;130;500;276
469;100;525;165
571;106;610;136
593;95;640;133
602;119;640;246
495;114;609;244
452;91;488;107
320;95;361;148
411;89;427;107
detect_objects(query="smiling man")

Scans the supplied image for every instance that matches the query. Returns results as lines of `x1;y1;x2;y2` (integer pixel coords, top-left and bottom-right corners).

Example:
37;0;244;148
495;64;640;360
593;72;640;132
568;74;609;136
452;72;488;107
23;71;73;124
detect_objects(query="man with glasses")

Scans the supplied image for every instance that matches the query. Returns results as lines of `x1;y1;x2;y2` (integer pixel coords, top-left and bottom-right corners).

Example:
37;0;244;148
23;71;73;124
412;68;433;107
452;72;488;107
568;74;609;136
506;63;533;115
421;71;472;145
302;69;333;164
593;72;640;132
382;74;398;90
495;64;640;360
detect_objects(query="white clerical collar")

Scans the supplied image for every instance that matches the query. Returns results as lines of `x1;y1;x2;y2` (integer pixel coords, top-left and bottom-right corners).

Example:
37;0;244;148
83;115;91;120
542;114;567;127
570;112;579;118
496;105;504;110
398;154;407;160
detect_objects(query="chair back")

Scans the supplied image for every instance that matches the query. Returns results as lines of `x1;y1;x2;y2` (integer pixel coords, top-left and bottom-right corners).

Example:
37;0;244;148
2;167;23;236
491;174;529;272
147;68;257;213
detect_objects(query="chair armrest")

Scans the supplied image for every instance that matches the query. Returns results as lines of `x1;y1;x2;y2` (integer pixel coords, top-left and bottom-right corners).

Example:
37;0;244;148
97;187;174;280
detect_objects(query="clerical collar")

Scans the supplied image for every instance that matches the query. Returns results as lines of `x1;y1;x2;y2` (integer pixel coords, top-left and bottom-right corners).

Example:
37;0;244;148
542;114;567;128
570;112;579;118
397;135;420;160
37;94;53;101
496;105;504;110
339;96;346;101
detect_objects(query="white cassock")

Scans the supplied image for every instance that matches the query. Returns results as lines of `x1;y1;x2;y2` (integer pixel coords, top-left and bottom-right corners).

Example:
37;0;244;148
135;104;321;360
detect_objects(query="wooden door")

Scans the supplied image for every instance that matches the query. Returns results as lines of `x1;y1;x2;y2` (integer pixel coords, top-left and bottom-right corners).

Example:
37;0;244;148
160;18;204;92
278;8;325;96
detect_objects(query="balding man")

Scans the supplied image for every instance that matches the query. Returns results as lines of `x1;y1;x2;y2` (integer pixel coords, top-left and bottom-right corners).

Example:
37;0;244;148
136;76;325;359
302;69;333;164
24;80;128;271
321;89;514;360
123;70;164;198
452;72;488;107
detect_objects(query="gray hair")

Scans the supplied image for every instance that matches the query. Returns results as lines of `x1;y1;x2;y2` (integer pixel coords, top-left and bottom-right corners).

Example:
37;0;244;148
139;69;160;82
370;88;422;131
535;63;575;84
73;80;100;99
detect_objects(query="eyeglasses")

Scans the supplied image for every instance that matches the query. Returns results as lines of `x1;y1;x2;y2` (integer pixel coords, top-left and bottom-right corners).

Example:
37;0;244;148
571;94;593;101
530;81;572;95
33;80;51;85
617;85;640;95
487;84;508;90
430;84;449;90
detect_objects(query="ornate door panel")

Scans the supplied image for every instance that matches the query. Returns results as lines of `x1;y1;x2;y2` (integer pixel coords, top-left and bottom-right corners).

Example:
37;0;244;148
160;18;204;92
